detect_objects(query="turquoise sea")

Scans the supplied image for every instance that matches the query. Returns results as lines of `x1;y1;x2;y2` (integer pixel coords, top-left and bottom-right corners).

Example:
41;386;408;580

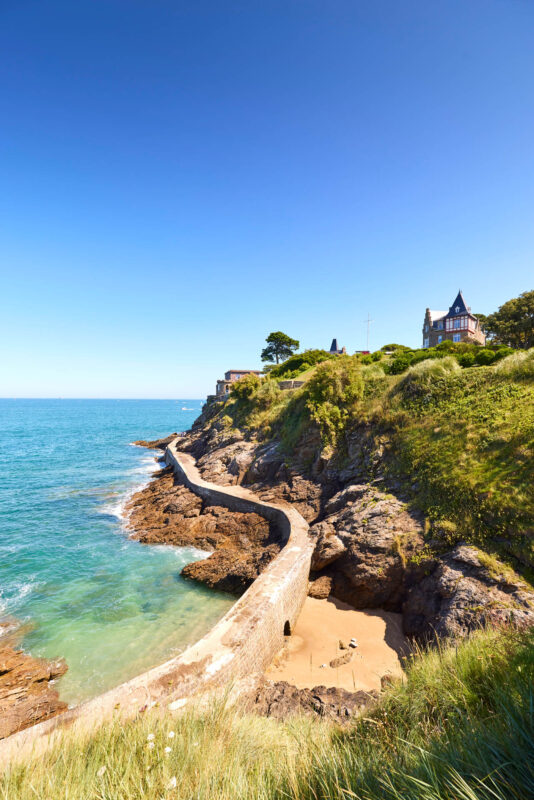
0;399;234;705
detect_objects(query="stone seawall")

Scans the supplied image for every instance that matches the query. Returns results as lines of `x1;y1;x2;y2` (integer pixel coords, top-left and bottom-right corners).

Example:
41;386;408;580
0;439;312;765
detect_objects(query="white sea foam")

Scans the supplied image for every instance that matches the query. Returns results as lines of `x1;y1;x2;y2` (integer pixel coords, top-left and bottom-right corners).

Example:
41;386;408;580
147;544;213;559
98;454;160;525
0;580;40;614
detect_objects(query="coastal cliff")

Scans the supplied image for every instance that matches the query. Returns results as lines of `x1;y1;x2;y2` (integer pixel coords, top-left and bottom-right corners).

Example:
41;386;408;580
130;352;534;646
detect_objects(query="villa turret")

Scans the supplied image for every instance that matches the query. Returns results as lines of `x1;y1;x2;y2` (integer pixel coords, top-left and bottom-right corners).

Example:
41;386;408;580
422;291;485;348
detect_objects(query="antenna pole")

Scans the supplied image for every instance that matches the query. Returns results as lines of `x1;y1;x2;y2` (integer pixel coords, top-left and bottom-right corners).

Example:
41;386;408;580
364;313;373;351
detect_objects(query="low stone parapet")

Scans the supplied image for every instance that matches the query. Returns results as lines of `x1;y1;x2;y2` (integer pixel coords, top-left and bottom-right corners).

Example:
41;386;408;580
0;439;312;765
278;380;305;390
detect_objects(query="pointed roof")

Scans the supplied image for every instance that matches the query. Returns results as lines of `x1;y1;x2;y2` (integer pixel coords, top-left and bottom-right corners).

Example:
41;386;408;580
446;290;471;318
330;338;339;353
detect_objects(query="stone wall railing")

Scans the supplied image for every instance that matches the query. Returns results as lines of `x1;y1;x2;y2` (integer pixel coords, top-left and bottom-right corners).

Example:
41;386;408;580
278;380;305;390
0;439;312;765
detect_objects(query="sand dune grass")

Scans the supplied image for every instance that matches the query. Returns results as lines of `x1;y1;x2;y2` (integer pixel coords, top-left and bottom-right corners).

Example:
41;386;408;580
1;626;532;800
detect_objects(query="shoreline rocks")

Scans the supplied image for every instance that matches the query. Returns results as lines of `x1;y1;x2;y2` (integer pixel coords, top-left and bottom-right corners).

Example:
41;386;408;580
126;470;284;595
0;638;68;740
133;433;178;450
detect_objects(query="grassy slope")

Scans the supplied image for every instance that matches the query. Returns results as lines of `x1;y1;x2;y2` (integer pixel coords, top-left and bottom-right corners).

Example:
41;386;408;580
2;627;533;800
222;351;534;570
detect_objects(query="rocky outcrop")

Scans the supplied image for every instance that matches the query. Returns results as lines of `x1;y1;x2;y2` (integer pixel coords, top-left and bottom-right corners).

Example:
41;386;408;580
197;439;257;486
127;469;283;594
181;544;280;594
307;485;534;639
308;574;333;599
403;544;534;639
0;643;67;740
133;434;178;450
251;679;376;723
309;484;425;610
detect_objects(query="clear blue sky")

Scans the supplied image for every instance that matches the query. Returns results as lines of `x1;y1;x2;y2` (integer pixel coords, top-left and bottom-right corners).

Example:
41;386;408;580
1;0;533;398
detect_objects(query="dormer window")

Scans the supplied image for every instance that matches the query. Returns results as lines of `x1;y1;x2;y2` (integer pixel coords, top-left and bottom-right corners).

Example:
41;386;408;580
455;306;460;313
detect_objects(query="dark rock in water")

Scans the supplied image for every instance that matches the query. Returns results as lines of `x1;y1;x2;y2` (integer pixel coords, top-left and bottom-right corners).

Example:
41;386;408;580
0;645;68;740
251;680;376;723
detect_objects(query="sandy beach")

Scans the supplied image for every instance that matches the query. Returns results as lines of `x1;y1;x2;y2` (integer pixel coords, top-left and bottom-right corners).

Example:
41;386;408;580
265;597;408;693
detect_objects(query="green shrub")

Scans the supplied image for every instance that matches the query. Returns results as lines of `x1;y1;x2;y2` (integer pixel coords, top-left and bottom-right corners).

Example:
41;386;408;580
457;351;476;367
493;346;515;362
253;379;282;410
381;343;411;351
475;349;497;366
269;349;334;379
230;373;261;399
387;354;413;374
304;357;363;445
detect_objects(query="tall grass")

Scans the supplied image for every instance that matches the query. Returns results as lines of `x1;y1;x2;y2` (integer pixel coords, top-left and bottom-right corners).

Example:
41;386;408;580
2;627;532;800
494;347;534;379
397;355;461;397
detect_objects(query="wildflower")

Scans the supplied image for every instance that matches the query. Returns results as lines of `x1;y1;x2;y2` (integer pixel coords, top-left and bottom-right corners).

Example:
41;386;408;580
164;746;172;754
167;776;177;789
148;741;155;750
97;765;107;778
147;733;155;741
168;730;175;739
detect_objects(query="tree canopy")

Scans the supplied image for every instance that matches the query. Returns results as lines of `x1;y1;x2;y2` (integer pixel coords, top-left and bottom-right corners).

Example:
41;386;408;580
484;291;534;349
261;331;300;364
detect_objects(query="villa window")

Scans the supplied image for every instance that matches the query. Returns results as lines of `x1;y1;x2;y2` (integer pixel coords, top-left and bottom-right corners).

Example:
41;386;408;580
438;335;442;343
423;338;429;348
453;333;461;343
454;319;461;329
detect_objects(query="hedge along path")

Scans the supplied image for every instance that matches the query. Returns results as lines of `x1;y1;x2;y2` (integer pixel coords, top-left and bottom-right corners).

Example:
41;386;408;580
0;439;312;767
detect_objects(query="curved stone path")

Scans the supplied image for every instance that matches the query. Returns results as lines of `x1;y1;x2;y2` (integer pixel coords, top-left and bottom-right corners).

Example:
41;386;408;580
0;439;312;766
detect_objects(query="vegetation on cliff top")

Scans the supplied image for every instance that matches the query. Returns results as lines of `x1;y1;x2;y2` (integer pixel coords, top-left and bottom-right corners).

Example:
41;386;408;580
3;626;533;800
225;348;534;569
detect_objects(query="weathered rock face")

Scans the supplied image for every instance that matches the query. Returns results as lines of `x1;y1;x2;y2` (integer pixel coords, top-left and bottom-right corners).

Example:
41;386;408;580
127;470;283;595
244;440;334;523
251;679;377;723
403;545;534;639
0;642;67;740
196;439;257;486
307;485;534;639
308;574;333;599
309;484;425;611
182;544;280;594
